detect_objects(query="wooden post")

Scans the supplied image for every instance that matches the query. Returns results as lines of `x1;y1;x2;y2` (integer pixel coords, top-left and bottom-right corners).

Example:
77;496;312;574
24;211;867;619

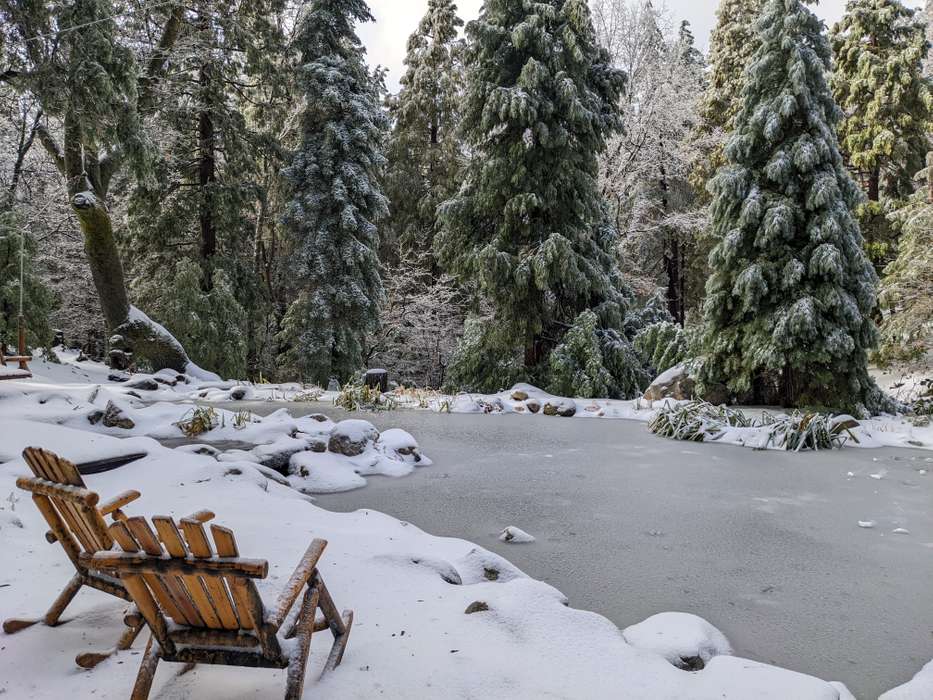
17;315;27;370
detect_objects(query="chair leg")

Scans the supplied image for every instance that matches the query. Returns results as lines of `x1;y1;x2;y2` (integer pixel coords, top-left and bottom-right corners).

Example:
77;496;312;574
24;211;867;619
3;573;83;633
131;635;162;700
323;610;353;673
284;585;320;700
75;612;146;669
44;573;84;625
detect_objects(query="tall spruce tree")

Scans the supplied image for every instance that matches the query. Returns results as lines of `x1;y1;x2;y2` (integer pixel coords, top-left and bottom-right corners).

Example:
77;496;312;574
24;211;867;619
700;0;887;415
695;0;764;174
278;0;387;384
127;2;285;379
831;0;932;202
382;0;464;269
436;0;628;380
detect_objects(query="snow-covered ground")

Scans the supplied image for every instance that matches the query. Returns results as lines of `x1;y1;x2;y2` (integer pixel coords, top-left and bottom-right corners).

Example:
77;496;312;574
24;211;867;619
0;350;930;697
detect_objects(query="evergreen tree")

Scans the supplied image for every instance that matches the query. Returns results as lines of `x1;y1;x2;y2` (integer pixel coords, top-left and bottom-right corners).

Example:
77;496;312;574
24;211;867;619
700;0;887;415
693;0;764;187
831;0;933;202
436;0;628;383
0;213;56;349
278;0;387;384
127;2;286;379
879;176;933;362
382;0;464;268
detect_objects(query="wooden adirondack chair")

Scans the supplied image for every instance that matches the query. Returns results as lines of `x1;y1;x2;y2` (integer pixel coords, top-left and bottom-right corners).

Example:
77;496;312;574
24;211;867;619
1;447;211;669
84;515;353;700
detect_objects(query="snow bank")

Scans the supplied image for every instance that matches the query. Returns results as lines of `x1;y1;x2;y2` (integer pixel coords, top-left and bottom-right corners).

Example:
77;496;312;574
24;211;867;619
881;660;933;700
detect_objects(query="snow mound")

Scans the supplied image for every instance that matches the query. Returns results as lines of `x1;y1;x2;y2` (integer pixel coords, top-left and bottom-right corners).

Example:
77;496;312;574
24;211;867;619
289;451;367;494
623;611;732;670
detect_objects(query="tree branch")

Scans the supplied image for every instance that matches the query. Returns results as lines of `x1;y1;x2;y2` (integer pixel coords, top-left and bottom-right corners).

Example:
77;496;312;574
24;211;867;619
35;123;66;178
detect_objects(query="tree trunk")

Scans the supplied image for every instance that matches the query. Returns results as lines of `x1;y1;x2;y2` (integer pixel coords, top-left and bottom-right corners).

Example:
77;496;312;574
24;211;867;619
867;168;880;202
780;365;801;408
198;60;217;291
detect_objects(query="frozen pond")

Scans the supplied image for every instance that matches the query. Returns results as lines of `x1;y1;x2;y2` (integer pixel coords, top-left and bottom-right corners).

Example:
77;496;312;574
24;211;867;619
226;402;933;698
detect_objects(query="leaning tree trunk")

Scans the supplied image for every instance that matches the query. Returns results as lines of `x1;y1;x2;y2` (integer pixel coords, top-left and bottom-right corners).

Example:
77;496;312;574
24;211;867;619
71;192;191;373
62;112;191;374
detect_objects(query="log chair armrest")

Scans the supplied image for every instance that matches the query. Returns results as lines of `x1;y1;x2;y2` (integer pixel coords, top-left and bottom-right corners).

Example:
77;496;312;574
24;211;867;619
268;538;327;631
98;490;141;517
185;509;215;524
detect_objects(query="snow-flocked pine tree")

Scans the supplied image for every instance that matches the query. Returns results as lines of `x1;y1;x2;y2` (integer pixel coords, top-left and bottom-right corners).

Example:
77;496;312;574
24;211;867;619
127;1;285;379
278;0;388;385
693;0;764;188
436;0;629;382
382;0;465;269
700;0;888;415
831;0;933;201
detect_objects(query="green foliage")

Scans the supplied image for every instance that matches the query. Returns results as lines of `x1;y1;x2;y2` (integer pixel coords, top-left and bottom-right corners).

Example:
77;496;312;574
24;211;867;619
831;0;933;201
648;401;753;442
436;0;630;382
879;186;933;362
382;0;464;265
334;380;397;412
548;311;650;399
277;0;388;385
134;259;247;379
597;327;652;399
649;400;861;451
634;321;688;374
693;0;764;189
548;311;613;399
174;406;219;437
443;318;525;394
0;213;56;349
699;0;764;134
700;0;885;415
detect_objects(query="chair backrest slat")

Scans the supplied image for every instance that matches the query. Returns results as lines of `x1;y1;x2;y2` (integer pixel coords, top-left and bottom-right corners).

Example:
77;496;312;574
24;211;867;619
181;518;240;630
212;525;256;631
22;448;112;554
99;517;268;638
121;518;196;625
150;516;209;627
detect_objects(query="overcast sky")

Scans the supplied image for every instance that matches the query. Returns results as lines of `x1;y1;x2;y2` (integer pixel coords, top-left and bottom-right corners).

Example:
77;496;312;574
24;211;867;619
359;0;925;91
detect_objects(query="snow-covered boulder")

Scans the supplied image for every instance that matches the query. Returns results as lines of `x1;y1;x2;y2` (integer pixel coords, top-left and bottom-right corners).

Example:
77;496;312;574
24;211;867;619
623;612;732;671
328;419;379;456
644;363;696;401
379;428;426;463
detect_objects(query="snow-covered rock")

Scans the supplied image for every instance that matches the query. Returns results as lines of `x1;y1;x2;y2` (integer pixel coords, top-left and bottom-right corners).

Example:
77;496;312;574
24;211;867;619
379;428;428;464
644;362;696;401
623;611;733;670
328;419;379;456
499;526;535;543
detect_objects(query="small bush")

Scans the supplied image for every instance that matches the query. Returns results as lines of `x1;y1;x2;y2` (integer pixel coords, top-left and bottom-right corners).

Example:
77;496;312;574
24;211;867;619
334;381;397;412
174;406;219;437
648;401;860;451
634;321;687;374
648;401;752;442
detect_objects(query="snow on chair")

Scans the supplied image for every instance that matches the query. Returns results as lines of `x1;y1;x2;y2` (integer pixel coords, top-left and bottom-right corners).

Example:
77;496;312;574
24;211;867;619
83;515;353;700
2;447;211;668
